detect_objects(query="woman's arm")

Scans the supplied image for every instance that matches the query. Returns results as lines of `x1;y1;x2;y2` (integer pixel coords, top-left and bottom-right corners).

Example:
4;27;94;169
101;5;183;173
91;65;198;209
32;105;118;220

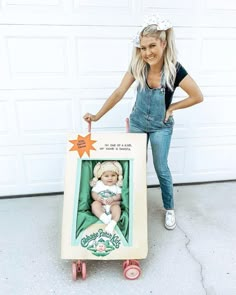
83;72;135;122
165;75;203;121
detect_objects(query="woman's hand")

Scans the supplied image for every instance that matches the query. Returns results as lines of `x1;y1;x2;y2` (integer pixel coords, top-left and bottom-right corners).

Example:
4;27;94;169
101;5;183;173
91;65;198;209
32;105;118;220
164;109;173;123
83;113;97;123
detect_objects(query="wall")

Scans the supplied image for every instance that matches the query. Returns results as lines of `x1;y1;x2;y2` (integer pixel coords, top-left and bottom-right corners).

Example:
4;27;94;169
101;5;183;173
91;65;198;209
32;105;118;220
0;0;236;196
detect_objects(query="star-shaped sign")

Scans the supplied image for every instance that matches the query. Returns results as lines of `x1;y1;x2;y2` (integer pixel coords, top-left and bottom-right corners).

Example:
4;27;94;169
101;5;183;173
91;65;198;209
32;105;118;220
69;134;96;157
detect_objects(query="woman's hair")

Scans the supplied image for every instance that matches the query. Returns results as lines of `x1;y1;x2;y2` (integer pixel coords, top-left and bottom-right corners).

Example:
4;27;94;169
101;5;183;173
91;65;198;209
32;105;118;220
129;25;177;90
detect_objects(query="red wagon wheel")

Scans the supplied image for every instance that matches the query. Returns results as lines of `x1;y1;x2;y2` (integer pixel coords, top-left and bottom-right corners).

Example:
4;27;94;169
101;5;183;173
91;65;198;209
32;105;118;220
72;260;87;281
123;259;140;269
123;260;141;280
81;262;87;280
122;260;129;270
124;265;141;280
72;262;78;281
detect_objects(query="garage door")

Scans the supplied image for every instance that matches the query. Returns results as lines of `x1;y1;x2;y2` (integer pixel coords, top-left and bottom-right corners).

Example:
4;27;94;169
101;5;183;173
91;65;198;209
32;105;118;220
0;0;236;197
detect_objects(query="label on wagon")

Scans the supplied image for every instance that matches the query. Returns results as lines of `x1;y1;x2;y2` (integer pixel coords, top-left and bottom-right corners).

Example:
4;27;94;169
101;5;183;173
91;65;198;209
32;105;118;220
81;229;121;257
69;134;96;157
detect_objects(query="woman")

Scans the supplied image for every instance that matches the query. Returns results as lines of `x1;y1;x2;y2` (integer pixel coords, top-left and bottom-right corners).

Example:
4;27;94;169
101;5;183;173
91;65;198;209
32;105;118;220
83;14;203;230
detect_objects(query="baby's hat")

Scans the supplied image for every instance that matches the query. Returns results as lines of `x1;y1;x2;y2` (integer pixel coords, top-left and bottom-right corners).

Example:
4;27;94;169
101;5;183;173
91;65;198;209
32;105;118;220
90;161;123;187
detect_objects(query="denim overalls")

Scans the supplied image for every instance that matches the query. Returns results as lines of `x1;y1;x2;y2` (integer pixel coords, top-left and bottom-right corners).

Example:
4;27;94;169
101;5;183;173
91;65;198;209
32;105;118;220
129;75;174;210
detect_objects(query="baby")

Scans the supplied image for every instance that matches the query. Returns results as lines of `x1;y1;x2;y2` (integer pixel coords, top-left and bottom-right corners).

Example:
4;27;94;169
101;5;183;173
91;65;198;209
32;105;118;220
90;161;123;234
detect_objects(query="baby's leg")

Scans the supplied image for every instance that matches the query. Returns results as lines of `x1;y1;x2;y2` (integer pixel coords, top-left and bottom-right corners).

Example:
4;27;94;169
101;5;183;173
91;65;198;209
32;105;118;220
110;204;121;222
91;200;104;218
91;201;111;224
105;204;121;234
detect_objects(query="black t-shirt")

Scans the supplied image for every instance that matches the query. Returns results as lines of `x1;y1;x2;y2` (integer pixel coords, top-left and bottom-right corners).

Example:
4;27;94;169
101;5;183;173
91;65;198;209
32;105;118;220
128;61;188;110
165;62;188;109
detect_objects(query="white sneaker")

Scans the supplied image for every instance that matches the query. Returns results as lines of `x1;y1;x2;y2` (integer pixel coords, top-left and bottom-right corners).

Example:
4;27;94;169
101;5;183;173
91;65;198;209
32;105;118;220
165;210;176;230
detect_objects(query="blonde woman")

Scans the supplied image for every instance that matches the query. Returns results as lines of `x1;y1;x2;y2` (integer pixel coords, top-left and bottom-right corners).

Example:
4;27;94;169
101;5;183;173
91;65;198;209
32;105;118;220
84;14;203;230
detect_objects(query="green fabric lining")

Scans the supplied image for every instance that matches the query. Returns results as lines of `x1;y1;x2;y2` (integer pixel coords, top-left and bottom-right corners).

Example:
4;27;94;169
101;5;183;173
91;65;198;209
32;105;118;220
75;160;130;242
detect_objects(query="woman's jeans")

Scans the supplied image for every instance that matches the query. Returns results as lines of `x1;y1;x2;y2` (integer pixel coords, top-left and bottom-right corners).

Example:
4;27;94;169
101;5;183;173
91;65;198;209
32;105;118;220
129;121;174;210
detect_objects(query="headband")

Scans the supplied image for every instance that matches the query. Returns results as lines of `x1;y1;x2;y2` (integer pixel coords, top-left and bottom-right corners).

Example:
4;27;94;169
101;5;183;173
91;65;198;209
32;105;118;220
90;161;123;187
133;14;173;48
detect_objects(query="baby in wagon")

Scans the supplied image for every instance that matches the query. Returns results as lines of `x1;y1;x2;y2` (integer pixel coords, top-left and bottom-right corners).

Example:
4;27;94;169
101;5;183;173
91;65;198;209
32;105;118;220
90;161;123;234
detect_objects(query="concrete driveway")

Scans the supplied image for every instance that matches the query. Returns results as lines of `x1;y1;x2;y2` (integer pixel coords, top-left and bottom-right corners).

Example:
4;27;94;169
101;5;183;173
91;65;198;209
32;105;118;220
0;181;235;295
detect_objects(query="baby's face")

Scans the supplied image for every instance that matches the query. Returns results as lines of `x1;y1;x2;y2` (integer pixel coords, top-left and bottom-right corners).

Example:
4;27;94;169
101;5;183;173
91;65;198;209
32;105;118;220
96;243;106;252
101;171;118;186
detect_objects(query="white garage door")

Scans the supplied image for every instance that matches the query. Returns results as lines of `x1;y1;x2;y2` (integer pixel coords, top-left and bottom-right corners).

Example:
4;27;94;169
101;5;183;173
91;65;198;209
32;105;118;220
0;0;236;197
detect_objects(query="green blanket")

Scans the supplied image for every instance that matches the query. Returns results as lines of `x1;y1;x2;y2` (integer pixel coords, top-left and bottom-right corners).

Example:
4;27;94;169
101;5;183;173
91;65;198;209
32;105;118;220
75;160;130;242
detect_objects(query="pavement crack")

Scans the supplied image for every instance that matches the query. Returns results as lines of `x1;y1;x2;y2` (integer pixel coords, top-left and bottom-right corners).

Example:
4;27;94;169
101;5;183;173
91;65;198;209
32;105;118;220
177;224;207;295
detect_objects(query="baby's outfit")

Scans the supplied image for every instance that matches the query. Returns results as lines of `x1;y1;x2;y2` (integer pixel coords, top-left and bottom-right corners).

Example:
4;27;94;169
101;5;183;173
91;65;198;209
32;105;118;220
92;180;121;214
92;180;122;233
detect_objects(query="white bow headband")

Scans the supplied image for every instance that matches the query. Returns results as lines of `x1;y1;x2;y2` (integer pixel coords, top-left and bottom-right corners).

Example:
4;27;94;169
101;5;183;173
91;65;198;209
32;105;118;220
133;14;173;48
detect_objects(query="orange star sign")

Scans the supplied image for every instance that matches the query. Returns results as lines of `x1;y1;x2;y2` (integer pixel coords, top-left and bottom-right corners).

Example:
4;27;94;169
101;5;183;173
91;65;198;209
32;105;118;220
69;134;96;157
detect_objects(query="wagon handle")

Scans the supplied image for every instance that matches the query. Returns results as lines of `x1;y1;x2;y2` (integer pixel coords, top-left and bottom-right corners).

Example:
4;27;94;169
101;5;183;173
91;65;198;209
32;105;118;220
88;121;91;133
125;118;129;133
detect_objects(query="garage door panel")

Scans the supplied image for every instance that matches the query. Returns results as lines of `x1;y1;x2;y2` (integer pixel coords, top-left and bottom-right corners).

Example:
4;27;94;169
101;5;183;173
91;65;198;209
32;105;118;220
0;26;134;90
5;0;60;6
0;100;9;133
0;154;17;186
144;0;193;9
172;107;194;139
76;38;131;75
24;153;64;184
1;28;72;88
77;74;128;90
1;0;236;27
176;39;197;70
75;0;130;8
0;2;236;196
0;91;78;147
148;142;236;185
0;89;135;148
189;97;236;137
0;98;18;145
201;86;236;97
16;99;74;133
7;37;67;78
0;145;66;196
198;28;236;86
73;0;137;25
168;147;187;176
191;97;236;124
192;126;236;138
206;0;235;10
189;145;236;176
0;0;139;26
201;39;236;72
0;146;25;196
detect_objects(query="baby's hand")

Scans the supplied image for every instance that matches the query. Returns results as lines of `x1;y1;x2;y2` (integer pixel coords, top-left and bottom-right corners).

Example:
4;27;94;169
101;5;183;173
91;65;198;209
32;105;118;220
101;198;107;205
106;197;114;205
96;196;104;203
